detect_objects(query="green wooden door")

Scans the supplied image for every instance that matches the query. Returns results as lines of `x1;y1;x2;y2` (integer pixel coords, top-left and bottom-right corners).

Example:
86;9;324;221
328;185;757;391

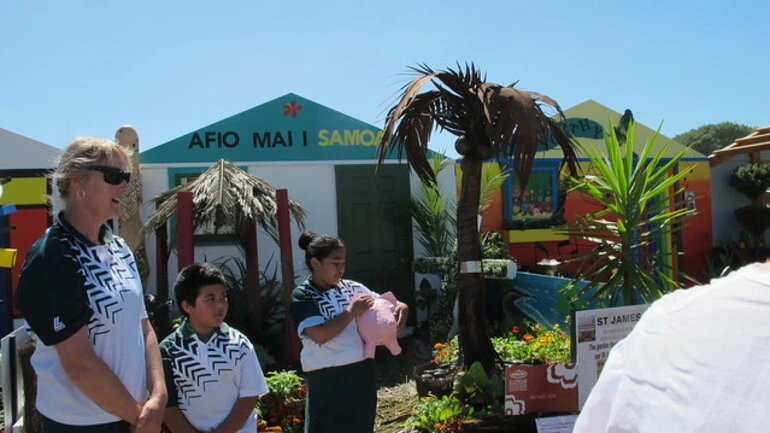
336;164;415;324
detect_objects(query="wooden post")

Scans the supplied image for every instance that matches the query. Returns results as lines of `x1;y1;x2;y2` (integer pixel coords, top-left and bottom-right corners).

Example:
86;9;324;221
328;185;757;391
244;220;262;343
176;192;194;272
154;199;171;339
277;189;300;365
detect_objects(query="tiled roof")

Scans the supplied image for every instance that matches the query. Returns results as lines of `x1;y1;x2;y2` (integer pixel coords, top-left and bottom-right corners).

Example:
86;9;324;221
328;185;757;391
710;126;770;166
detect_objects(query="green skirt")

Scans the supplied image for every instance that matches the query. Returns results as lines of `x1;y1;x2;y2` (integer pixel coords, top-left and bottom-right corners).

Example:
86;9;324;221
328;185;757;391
304;359;377;433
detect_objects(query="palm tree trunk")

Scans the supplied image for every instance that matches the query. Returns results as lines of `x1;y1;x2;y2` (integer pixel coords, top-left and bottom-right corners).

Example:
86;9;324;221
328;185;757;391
456;158;497;372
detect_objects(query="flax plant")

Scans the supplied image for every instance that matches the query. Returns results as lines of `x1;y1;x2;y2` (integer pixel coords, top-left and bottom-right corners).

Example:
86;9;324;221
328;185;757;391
562;121;696;306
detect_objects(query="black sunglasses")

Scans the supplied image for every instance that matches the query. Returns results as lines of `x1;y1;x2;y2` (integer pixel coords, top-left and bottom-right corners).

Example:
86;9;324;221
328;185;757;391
86;165;131;185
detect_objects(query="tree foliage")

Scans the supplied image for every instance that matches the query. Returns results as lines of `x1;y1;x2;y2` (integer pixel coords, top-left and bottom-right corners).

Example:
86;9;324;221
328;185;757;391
729;163;770;200
673;122;755;156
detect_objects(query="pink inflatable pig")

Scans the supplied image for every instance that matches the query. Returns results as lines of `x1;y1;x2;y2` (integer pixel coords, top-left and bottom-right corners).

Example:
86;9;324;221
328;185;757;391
354;291;402;359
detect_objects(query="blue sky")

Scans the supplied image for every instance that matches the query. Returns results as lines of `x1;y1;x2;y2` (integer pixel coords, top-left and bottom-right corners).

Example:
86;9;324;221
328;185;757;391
1;1;768;158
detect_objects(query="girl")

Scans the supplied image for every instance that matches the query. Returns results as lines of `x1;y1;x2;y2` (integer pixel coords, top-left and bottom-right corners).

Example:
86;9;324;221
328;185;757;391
290;231;408;433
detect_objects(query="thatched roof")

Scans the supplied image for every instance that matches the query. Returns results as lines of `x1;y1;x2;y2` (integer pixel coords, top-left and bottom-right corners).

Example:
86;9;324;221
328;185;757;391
142;159;306;241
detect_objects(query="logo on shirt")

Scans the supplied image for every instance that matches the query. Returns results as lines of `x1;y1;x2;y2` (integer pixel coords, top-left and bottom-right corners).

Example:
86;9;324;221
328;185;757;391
53;316;65;332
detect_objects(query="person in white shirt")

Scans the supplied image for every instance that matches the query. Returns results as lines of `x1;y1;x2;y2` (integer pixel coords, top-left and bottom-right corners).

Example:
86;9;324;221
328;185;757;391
161;263;269;433
290;231;408;433
16;137;166;433
574;259;770;433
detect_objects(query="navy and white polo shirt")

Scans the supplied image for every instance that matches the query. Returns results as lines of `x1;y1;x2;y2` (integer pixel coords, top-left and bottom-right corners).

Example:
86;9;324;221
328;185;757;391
290;279;377;372
15;212;148;426
160;321;268;433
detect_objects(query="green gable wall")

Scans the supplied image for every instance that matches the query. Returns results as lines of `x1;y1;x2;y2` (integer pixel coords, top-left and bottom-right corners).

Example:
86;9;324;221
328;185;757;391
141;93;397;164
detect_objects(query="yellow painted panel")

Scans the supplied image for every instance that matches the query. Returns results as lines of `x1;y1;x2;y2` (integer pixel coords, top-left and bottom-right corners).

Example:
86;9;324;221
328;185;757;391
0;177;48;205
0;248;17;268
505;229;568;243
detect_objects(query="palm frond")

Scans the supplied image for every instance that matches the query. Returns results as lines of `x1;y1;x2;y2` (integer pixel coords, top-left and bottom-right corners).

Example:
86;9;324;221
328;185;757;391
378;63;578;195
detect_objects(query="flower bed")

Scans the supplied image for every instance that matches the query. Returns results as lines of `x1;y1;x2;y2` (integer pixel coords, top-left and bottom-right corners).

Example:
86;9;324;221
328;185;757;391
432;323;570;366
404;323;573;432
257;370;306;433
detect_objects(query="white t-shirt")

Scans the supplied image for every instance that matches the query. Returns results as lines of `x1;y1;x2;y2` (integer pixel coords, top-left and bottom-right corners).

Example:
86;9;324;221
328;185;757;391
290;279;377;372
574;262;770;433
161;322;269;433
16;214;148;425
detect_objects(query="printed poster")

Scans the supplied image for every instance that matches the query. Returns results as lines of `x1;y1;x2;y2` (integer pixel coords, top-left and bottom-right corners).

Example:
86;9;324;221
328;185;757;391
574;304;649;408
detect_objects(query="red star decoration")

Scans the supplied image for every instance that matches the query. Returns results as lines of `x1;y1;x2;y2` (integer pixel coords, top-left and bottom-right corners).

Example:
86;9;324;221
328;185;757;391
283;101;302;117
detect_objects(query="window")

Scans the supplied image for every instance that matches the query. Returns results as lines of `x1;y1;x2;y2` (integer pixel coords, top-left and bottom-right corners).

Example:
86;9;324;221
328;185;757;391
503;165;563;230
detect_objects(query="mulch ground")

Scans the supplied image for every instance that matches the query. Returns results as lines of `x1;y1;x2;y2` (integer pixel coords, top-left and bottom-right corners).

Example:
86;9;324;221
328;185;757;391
373;330;434;433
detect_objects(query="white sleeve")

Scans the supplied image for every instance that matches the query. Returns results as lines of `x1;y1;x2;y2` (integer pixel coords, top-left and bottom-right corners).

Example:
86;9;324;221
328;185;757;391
238;347;269;398
572;337;629;433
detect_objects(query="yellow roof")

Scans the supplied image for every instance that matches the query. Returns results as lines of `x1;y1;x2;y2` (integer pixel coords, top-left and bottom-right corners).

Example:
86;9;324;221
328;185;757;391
535;100;705;159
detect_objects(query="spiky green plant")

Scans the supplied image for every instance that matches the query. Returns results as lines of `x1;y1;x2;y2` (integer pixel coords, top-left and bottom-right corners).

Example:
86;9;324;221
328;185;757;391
561;121;695;306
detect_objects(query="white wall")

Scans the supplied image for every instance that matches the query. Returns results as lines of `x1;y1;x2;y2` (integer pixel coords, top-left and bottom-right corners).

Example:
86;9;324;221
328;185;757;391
710;151;770;247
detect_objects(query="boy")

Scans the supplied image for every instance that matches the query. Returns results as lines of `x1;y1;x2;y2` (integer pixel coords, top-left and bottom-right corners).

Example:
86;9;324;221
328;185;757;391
161;263;269;433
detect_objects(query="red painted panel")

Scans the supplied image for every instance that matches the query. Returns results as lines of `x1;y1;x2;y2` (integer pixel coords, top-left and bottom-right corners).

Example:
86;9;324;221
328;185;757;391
9;207;50;316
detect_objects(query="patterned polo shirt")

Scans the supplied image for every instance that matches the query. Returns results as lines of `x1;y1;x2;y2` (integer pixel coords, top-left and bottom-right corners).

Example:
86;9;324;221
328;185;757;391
15;212;148;425
160;320;268;433
290;279;377;372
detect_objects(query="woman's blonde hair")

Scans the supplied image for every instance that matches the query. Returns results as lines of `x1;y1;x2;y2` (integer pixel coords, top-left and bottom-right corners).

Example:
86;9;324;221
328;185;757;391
52;137;132;199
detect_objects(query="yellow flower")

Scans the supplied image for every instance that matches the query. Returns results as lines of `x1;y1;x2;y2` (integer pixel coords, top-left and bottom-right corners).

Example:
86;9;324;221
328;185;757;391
553;323;560;329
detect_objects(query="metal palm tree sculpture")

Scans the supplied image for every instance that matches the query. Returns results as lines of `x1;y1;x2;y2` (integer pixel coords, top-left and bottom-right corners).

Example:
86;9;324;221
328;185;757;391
377;64;579;371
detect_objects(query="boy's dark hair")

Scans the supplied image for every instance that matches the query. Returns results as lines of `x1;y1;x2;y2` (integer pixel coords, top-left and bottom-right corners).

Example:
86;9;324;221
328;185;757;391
174;262;226;317
298;230;345;269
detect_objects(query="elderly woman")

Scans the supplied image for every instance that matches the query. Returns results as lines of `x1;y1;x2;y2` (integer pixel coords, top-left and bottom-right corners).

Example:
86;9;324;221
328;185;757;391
15;137;166;433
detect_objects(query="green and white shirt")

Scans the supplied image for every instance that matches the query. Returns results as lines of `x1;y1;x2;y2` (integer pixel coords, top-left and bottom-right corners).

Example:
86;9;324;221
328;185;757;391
160;320;268;433
15;212;148;426
290;279;377;372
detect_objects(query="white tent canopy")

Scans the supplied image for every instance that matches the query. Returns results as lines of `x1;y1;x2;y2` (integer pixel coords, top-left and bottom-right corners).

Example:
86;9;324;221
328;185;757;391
0;128;58;170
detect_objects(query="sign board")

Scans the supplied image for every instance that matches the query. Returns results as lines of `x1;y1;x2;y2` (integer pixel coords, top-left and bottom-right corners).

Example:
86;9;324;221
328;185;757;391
504;363;578;416
535;414;578;433
573;304;650;408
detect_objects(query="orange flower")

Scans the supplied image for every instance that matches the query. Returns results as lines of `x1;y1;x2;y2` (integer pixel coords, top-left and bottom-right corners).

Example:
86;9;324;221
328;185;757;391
292;417;301;424
434;423;447;429
523;333;534;342
434;342;447;350
266;427;283;432
512;326;520;334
